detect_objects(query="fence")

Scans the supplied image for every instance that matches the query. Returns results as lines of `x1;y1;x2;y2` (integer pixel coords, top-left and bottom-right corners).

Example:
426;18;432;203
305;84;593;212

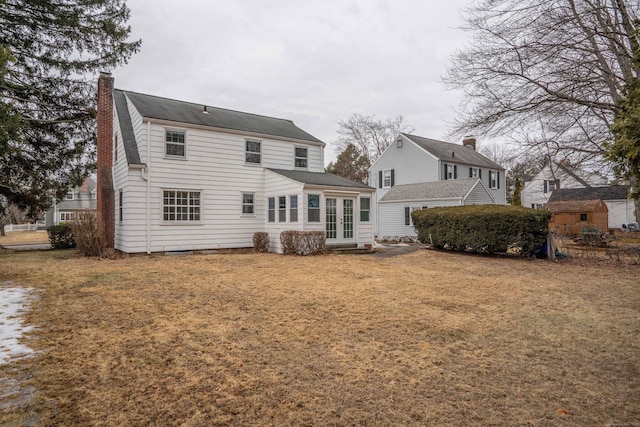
4;223;46;232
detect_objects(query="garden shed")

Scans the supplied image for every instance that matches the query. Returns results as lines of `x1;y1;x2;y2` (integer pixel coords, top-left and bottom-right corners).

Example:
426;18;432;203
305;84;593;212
544;199;608;235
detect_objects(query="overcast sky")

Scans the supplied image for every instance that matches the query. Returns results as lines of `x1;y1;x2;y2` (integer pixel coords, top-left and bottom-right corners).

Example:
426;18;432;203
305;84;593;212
114;0;474;164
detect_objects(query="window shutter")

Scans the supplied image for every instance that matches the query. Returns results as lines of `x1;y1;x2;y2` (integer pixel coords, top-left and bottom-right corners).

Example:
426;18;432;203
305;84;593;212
454;165;458;179
479;169;482;179
390;169;395;187
405;207;410;226
497;171;500;189
544;180;547;193
443;163;448;180
379;171;382;189
469;167;472;178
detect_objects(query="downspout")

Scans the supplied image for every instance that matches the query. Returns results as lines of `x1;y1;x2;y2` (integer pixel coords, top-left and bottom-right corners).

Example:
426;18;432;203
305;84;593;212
146;120;151;254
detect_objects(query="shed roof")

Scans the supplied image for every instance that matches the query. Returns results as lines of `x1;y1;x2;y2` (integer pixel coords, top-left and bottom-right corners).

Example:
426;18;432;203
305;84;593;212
544;200;608;213
402;133;504;170
118;90;324;144
380;178;481;202
268;169;373;190
548;185;630;202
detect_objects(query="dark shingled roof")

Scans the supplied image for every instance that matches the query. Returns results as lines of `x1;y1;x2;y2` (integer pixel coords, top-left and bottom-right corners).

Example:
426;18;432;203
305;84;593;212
268;169;373;190
119;90;324;144
548;185;630;202
545;200;608;213
379;179;482;202
403;133;504;170
114;90;142;165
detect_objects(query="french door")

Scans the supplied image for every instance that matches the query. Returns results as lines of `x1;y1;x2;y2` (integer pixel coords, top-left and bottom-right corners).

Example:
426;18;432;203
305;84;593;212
326;197;355;244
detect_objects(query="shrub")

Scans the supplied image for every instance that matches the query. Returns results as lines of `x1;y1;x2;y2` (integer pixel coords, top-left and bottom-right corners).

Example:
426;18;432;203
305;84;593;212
280;230;326;255
68;210;105;257
412;205;551;256
253;232;270;253
47;223;76;249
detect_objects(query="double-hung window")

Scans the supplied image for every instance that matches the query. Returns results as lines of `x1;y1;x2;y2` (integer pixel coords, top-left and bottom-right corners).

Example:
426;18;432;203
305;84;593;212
246;140;261;164
308;194;320;222
469;167;479;178
268;197;275;222
290;195;298;222
163;190;200;221
119;189;123;223
294;147;308;168
165;130;186;157
544;179;559;193
242;193;254;215
278;196;287;222
360;197;370;222
383;170;392;188
489;171;500;189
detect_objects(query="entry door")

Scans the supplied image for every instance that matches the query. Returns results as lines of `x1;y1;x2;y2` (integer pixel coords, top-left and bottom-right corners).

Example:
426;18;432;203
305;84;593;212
326;197;355;243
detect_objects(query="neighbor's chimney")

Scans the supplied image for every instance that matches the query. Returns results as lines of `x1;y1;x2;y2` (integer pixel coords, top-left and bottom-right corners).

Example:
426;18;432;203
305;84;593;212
462;135;477;151
97;72;115;249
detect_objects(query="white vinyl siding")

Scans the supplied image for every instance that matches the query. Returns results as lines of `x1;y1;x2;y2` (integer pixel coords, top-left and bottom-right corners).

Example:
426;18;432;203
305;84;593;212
111;107;371;253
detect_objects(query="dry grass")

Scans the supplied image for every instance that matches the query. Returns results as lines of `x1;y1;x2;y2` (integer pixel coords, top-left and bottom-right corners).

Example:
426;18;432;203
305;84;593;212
1;248;639;426
0;231;49;246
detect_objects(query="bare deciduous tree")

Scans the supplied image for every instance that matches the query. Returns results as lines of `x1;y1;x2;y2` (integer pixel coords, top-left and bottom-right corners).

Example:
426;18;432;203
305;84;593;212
335;114;414;165
445;0;640;218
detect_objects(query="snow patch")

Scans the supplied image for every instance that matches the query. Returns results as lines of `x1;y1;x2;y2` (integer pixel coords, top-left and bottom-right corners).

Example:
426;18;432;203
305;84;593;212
0;283;36;365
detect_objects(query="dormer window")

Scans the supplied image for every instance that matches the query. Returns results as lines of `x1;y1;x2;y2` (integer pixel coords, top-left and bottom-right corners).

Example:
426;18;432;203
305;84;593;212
65;192;74;200
294;147;308;168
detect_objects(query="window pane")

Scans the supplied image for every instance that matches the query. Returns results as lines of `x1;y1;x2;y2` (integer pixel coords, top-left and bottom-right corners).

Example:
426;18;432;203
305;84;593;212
268;197;275;222
246;141;261;164
308;194;320;222
290;195;298;222
279;196;286;222
242;193;254;214
163;190;200;221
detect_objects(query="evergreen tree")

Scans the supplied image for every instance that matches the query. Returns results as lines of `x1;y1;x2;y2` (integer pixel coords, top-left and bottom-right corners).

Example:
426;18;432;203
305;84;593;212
511;177;522;206
327;144;371;184
0;0;141;218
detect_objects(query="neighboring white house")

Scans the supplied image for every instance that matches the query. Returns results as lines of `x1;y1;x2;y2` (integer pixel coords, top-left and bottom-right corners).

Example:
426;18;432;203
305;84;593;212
45;177;97;227
521;161;608;209
368;133;506;240
547;185;636;230
96;73;374;254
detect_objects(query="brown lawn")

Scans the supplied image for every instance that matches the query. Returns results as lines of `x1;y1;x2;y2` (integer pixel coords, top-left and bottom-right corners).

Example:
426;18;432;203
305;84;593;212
0;248;638;426
0;231;50;245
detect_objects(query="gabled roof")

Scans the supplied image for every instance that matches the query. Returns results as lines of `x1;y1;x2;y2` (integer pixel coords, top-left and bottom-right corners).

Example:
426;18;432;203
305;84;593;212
380;178;482;202
402;133;504;170
545;200;608;213
548;185;630;202
114;90;142;165
268;169;373;190
118;90;324;145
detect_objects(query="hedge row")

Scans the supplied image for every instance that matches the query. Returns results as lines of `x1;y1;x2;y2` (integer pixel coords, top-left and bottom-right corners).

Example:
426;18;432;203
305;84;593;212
411;205;551;256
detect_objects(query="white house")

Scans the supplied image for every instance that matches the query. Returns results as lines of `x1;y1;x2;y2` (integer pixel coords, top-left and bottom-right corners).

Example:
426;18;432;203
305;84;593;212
96;73;374;254
547;185;636;230
368;133;506;240
521;161;608;209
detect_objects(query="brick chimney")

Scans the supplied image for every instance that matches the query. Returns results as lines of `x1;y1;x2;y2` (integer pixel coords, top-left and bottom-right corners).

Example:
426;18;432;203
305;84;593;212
97;72;115;248
462;135;477;151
